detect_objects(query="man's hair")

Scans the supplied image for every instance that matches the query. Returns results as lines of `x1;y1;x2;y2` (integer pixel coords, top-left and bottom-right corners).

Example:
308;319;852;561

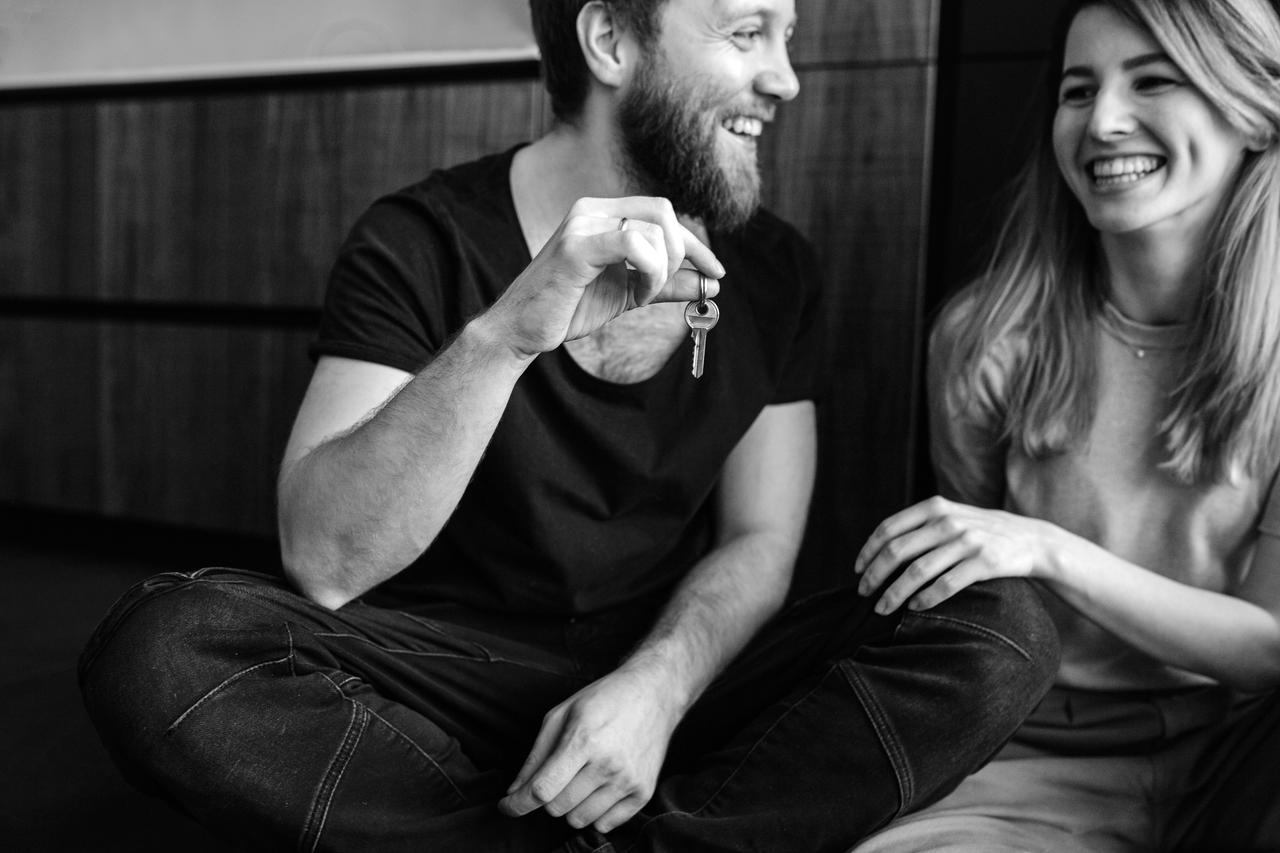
529;0;666;122
940;0;1280;483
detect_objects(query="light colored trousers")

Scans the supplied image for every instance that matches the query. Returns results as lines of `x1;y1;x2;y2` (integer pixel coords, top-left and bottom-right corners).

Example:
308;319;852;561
853;683;1280;853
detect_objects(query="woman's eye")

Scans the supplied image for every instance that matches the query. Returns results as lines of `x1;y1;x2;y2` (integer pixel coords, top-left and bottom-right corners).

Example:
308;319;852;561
733;29;763;46
1134;75;1180;93
1059;85;1094;104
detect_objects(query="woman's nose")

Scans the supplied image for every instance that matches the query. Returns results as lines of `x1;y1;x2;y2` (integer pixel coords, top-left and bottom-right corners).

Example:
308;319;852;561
1087;85;1137;139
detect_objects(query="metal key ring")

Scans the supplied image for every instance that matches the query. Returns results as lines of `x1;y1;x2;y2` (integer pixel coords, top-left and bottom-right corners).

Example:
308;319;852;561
698;273;707;308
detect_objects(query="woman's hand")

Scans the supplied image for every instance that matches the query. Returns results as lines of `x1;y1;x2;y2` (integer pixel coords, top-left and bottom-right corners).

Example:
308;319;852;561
855;496;1055;614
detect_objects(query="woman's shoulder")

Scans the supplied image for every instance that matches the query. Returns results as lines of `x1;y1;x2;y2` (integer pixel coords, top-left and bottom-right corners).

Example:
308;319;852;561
929;279;1028;375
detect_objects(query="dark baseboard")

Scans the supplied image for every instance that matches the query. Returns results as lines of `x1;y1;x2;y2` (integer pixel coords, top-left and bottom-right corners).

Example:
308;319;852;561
0;503;282;576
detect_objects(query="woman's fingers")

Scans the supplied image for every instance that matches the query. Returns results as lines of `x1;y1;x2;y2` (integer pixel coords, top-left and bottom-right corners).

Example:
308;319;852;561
858;501;965;595
874;537;976;614
907;558;992;612
856;496;954;576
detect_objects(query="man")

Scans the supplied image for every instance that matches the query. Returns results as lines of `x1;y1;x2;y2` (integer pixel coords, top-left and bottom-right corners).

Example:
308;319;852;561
79;1;1059;850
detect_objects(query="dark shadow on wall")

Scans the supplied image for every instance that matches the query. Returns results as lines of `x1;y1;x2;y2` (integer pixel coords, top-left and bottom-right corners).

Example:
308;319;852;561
913;0;1072;501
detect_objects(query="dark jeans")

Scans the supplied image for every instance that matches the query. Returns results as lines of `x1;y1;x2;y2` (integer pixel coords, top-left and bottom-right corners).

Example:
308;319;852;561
78;569;1058;852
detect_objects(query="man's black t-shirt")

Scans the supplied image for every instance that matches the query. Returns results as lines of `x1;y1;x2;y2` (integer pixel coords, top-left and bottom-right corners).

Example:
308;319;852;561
313;146;826;617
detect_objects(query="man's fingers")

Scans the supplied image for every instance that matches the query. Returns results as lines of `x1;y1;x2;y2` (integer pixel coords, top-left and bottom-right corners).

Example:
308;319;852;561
568;197;725;281
501;749;584;817
672;220;724;279
506;709;564;795
500;710;583;817
593;793;648;835
613;226;670;306
559;782;624;830
649;266;721;304
545;765;611;821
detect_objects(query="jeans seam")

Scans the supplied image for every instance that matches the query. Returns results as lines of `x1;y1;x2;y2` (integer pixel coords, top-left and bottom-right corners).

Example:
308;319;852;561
838;662;913;817
301;696;368;853
165;656;291;734
314;671;469;808
286;623;298;677
904;610;1034;662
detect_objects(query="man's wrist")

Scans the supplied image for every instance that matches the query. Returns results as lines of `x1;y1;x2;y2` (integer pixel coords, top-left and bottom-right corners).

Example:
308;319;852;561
460;312;539;374
617;650;697;719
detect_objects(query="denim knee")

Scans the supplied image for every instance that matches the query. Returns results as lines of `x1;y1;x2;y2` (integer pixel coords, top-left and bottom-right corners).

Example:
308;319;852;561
867;578;1060;814
956;578;1059;696
78;569;293;792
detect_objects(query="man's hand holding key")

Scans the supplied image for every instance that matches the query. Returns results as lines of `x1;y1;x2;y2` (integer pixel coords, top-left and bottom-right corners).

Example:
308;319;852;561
486;197;724;359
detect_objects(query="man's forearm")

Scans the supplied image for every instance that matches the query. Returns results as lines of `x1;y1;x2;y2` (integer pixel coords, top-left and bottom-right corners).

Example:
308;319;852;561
278;316;533;608
619;530;798;716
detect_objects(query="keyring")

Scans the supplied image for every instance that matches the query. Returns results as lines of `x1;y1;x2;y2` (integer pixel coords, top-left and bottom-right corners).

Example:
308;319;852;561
698;272;708;308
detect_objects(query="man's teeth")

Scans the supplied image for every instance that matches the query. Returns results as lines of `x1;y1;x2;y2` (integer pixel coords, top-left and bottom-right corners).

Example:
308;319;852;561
723;116;763;137
1091;155;1164;182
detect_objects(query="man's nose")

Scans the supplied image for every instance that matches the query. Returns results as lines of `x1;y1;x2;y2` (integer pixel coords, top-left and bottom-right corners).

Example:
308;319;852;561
756;43;800;102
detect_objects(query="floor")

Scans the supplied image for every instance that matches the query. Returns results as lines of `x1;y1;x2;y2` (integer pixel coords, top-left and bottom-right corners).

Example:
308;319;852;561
1;514;276;850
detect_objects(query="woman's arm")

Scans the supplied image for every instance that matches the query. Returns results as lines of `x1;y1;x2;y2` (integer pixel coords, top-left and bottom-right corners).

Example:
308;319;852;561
855;498;1280;692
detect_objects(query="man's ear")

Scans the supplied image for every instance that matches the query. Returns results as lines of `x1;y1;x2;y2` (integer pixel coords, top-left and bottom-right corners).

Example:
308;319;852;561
577;0;634;89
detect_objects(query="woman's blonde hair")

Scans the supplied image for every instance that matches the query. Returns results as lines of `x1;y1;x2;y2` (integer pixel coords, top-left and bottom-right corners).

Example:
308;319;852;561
944;0;1280;482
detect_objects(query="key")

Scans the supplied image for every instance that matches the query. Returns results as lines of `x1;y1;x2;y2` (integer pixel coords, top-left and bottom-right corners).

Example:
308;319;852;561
684;299;720;379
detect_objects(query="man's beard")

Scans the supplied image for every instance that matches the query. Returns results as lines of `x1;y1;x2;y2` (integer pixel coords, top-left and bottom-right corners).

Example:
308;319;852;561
617;54;762;232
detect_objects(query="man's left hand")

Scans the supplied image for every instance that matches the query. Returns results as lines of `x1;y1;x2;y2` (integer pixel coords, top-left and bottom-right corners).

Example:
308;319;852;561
498;665;683;833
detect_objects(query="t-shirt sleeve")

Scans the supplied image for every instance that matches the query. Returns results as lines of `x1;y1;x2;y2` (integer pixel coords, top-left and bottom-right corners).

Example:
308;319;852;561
771;235;827;404
311;193;457;374
927;290;1010;508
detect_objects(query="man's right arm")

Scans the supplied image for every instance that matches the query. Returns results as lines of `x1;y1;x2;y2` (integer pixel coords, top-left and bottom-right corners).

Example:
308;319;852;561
277;316;533;610
277;196;724;610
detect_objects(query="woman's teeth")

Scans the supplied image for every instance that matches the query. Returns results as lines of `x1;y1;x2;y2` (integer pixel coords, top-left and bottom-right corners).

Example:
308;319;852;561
1091;155;1165;186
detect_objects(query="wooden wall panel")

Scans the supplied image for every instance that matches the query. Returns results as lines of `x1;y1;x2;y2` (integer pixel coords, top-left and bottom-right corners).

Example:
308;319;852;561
0;104;97;298
97;323;312;532
0;319;106;507
793;0;938;64
763;65;934;586
1;80;551;306
0;318;311;534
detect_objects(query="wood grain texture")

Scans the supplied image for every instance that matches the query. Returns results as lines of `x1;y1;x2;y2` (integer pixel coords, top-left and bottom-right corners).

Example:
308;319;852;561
96;322;312;533
0;80;550;306
762;65;935;588
0;104;97;298
0;319;106;508
792;0;938;65
0;318;311;535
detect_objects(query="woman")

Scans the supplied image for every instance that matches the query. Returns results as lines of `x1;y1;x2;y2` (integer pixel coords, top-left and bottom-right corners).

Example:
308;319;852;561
852;1;1280;850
